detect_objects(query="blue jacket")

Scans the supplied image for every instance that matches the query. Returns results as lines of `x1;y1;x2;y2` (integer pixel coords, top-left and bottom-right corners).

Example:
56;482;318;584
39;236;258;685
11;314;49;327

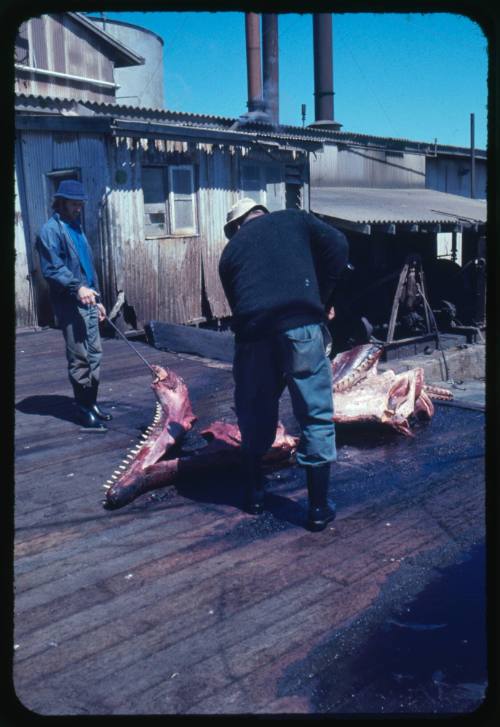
36;213;101;316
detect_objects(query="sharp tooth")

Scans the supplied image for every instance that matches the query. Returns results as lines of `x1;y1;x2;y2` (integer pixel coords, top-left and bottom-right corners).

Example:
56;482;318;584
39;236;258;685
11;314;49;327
119;465;127;470
103;485;110;490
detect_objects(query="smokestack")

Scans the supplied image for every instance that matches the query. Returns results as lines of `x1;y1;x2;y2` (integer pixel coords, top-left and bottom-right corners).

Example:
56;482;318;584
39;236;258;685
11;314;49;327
245;13;264;113
310;13;342;130
262;13;279;125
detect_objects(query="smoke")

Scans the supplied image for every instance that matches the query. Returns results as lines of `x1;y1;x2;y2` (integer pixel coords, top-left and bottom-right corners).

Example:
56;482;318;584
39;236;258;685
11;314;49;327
263;76;279;126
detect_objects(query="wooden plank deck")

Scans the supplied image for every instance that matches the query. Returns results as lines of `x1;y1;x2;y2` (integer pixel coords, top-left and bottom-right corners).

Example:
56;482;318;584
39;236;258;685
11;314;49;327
13;328;485;715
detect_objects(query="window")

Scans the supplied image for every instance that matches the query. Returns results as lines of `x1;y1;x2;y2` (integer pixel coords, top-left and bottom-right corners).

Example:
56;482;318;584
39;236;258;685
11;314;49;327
240;161;284;211
168;166;197;235
142;164;197;237
143;167;168;236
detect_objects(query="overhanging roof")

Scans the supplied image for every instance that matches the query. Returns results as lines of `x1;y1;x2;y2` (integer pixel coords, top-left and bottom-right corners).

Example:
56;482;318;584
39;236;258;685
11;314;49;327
311;186;486;233
69;12;144;67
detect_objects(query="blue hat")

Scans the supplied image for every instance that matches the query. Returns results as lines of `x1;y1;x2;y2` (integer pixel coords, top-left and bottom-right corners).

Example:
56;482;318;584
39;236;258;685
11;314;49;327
54;180;88;201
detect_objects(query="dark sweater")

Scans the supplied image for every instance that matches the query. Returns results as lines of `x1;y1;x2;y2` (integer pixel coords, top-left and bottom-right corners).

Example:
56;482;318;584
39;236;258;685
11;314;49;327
219;208;349;342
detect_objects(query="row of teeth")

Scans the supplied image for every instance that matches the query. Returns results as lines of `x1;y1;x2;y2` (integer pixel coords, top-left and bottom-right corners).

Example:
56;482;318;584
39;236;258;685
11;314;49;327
102;403;164;491
334;352;377;392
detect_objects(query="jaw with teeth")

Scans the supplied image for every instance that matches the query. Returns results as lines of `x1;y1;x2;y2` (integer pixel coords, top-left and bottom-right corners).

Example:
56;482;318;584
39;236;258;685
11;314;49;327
102;366;197;508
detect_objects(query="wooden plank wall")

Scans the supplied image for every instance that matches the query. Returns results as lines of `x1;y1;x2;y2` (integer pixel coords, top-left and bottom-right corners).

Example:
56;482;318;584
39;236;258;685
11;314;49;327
18;130;56;327
16;130;110;325
15;157;34;328
106;137;203;326
198;145;237;320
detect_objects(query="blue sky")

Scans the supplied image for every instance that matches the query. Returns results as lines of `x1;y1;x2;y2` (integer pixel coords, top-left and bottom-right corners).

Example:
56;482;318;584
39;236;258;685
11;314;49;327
97;11;488;150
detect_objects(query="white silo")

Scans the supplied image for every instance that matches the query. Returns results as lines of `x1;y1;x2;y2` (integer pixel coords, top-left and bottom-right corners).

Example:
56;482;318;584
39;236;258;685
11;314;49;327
89;15;165;109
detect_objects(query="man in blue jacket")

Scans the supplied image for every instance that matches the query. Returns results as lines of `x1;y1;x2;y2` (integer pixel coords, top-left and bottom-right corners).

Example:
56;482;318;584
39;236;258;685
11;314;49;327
219;198;349;531
36;180;112;432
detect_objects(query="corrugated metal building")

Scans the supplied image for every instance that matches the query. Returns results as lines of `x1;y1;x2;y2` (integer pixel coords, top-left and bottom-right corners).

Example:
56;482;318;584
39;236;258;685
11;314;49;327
14;11;487;335
15;95;317;329
14;12;144;103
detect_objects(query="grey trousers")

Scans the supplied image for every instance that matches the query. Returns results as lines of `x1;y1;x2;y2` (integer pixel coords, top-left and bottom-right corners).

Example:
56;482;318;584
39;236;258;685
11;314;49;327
59;303;102;392
233;323;336;467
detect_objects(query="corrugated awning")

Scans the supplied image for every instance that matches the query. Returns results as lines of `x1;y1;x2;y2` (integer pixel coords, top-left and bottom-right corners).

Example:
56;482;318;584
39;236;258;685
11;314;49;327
311;186;486;233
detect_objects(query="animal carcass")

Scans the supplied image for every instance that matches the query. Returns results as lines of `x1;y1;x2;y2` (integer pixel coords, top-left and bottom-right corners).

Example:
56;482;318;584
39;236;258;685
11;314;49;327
103;345;452;509
332;343;453;437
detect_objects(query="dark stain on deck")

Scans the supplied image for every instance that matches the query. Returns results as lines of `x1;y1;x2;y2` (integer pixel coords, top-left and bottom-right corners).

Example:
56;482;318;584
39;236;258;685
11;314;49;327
13;329;486;716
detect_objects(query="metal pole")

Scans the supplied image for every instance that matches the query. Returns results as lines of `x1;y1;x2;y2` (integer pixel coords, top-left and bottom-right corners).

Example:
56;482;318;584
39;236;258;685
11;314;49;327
245;13;263;112
262;13;279;125
313;13;334;122
95;296;157;376
104;314;157;377
470;112;476;199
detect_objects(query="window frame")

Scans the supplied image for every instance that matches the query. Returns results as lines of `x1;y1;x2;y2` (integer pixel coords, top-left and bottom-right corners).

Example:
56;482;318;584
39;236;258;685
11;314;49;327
142;163;198;240
168;164;198;236
142;165;169;237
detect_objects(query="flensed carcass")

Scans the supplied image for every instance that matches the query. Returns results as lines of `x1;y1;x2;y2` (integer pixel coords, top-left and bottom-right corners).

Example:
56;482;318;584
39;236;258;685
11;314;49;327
103;344;452;509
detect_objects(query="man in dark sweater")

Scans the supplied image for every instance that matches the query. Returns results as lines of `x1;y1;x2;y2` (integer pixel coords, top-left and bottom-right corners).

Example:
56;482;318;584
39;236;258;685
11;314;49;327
219;198;349;531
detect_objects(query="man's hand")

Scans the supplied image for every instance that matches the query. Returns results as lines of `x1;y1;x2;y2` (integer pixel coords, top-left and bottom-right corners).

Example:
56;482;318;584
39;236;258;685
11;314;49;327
77;286;98;306
327;306;336;320
96;303;106;322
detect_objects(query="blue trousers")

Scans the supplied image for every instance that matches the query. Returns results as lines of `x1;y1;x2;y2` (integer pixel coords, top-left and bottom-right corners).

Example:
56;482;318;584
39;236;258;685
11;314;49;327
58;302;102;391
233;323;336;467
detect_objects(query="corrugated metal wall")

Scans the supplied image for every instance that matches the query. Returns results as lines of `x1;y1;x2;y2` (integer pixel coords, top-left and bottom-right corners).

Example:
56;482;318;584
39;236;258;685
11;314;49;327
198;145;238;319
14;161;33;328
310;144;426;188
426;156;487;199
16;126;310;330
103;136;204;326
16;129;110;326
15;14;116;103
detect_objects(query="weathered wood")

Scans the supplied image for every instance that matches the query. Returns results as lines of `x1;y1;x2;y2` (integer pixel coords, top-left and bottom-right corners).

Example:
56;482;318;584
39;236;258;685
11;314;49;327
14;328;485;715
146;320;235;363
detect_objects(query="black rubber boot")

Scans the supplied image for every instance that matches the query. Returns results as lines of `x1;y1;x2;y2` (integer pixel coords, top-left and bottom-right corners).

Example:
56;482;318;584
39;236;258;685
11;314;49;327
90;380;113;421
73;383;108;432
305;464;336;532
241;451;266;515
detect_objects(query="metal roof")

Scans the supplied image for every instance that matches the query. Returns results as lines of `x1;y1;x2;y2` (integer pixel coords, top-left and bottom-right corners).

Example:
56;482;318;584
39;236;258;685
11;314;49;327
311;187;486;230
14;93;487;158
69;12;145;67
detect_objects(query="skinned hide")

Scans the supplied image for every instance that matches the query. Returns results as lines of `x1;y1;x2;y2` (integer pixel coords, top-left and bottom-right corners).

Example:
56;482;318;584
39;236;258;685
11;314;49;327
103;346;452;509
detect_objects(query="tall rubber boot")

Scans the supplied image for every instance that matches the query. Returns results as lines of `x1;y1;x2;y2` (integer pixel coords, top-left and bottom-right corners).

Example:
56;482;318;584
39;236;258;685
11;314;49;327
72;382;108;432
305;463;336;532
241;451;266;515
90;379;113;421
